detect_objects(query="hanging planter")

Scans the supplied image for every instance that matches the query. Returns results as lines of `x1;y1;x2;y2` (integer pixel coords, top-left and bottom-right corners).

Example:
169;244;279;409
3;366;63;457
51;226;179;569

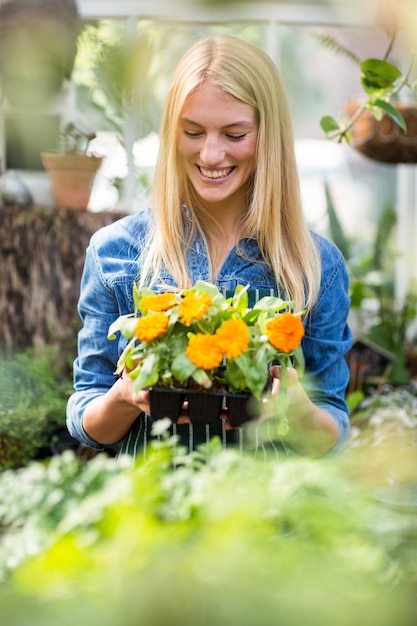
344;100;417;164
319;1;417;163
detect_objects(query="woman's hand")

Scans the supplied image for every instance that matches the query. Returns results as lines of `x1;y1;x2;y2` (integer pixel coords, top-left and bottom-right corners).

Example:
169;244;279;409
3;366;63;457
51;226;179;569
260;365;339;456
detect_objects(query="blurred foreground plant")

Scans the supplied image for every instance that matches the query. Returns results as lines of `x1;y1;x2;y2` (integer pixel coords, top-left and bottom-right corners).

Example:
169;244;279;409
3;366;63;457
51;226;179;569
0;421;415;626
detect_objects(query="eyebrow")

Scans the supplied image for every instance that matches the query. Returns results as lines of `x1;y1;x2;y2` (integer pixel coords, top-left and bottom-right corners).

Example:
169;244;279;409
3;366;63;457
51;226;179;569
180;117;255;129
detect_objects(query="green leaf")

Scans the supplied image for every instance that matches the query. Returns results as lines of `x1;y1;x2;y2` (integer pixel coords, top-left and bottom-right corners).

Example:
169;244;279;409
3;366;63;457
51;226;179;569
324;181;351;260
134;284;153;312
253;296;286;313
360;58;402;95
115;337;139;373
373;99;407;132
191;368;212;389
346;390;364;414
312;33;360;65
224;359;248;393
320;116;340;134
233;349;270;399
277;417;290;437
232;284;249;315
171;352;196;383
291;345;305;379
192;281;222;298
108;314;136;340
243;309;263;324
133;353;159;391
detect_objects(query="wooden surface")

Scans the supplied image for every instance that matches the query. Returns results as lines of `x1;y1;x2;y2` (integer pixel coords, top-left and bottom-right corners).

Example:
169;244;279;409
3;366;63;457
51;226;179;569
0;205;126;362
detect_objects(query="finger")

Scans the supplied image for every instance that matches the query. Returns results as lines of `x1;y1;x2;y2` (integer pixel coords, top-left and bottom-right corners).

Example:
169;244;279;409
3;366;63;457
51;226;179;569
270;364;282;379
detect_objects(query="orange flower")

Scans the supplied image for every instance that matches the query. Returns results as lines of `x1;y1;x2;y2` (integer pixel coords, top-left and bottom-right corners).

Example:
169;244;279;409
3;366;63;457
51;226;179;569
186;333;223;370
215;318;250;359
265;312;304;353
178;291;212;326
140;292;177;312
134;312;169;342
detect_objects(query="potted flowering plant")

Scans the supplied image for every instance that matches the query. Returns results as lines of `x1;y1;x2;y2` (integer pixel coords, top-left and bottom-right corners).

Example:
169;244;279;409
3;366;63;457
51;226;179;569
108;281;305;428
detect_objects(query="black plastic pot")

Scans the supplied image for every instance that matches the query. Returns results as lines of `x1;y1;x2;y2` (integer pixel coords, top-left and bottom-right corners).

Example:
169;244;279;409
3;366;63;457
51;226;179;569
148;386;261;428
226;392;261;428
148;387;186;423
188;390;224;426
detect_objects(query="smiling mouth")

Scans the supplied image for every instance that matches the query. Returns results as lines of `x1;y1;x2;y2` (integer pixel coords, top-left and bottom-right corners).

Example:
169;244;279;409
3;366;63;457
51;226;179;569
198;165;234;179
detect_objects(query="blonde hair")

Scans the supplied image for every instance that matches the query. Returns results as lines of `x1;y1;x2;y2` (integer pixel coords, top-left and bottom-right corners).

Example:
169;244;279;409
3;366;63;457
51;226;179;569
139;34;321;313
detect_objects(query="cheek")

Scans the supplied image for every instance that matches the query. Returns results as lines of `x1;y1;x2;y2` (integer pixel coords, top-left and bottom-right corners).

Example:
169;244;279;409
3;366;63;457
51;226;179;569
177;138;196;163
239;139;257;166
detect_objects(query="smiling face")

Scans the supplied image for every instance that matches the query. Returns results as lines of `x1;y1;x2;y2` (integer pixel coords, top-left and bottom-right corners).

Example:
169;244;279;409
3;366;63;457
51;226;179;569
177;82;258;215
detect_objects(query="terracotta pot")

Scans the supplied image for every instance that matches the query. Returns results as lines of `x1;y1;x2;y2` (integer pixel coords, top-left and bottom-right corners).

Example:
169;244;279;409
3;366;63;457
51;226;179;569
344;100;417;163
41;153;103;210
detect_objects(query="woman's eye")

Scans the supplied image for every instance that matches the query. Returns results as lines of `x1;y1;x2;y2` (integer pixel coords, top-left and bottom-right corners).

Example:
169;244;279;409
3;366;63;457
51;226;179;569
226;133;247;140
183;130;203;138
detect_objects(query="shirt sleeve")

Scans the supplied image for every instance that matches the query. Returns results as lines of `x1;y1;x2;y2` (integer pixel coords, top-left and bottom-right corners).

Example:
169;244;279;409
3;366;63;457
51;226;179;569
66;233;135;450
302;236;353;452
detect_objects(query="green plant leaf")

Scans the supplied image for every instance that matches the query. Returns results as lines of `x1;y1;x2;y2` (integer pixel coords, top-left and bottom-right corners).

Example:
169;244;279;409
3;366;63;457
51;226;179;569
360;58;402;95
346;390;365;414
133;353;159;390
312;33;361;65
320;115;340;134
191;368;212;389
253;296;286;313
232;284;249;315
373;99;407;131
324;181;351;260
291;345;305;379
171;352;196;382
108;314;136;339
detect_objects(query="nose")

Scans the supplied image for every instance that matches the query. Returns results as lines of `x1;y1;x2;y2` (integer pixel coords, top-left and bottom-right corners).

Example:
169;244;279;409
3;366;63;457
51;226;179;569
200;134;225;165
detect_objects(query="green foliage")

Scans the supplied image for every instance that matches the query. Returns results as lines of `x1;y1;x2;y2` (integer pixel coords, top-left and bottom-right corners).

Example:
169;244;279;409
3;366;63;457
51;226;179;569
59;122;96;155
0;348;72;470
325;185;416;384
312;33;361;65
0;427;415;625
73;21;166;139
360;58;403;96
318;15;415;143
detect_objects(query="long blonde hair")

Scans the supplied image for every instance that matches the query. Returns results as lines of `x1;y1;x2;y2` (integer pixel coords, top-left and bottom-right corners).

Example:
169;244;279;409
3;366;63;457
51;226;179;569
139;34;321;313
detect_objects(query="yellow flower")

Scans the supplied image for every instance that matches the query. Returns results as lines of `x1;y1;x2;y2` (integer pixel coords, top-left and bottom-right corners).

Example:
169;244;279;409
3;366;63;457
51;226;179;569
186;333;223;370
134;312;169;342
265;312;304;353
140;292;177;312
215;318;250;359
178;291;212;326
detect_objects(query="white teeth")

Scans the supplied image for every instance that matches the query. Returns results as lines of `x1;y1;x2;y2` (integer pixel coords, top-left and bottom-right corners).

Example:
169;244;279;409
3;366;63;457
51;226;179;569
199;166;233;179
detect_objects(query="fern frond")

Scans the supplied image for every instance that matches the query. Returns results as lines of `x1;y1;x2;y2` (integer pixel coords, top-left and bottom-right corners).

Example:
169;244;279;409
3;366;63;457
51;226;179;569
312;33;361;65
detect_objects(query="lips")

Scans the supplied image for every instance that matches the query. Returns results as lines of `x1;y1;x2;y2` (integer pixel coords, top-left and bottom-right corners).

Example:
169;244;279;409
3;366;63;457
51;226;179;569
198;165;234;179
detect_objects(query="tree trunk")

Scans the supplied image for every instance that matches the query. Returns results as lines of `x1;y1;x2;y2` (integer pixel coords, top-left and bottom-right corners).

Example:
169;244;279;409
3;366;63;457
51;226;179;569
0;205;127;366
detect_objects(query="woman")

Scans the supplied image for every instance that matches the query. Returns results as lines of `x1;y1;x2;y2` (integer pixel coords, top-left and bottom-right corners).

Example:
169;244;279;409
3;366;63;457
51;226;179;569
67;35;352;458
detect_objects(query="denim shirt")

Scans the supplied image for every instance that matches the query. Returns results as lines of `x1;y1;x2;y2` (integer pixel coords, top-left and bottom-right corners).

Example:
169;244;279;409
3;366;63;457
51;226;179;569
66;208;352;453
